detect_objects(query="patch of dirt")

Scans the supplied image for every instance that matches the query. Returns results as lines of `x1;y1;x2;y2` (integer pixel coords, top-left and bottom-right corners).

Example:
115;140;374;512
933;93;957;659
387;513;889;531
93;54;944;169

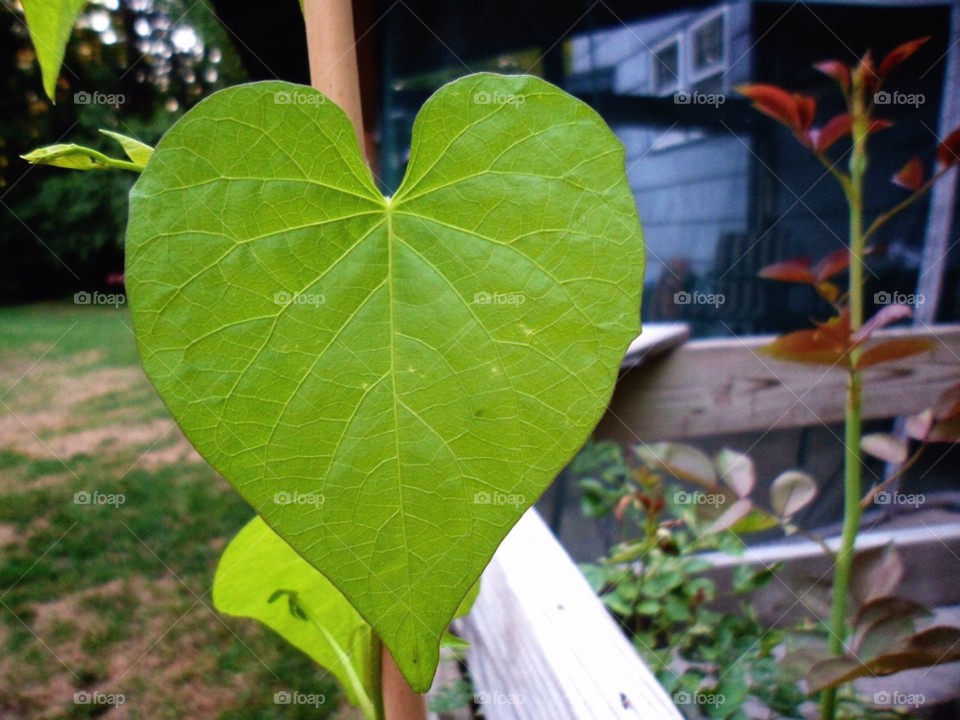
0;524;14;548
4;576;245;719
0;353;204;478
138;433;204;468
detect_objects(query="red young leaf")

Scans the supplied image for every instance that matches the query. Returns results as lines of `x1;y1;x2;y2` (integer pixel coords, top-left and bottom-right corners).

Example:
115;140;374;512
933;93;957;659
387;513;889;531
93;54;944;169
813;310;853;352
736;84;815;137
806;657;867;692
861;433;908;464
814;59;850;90
761;329;844;365
794;93;816;135
929;417;960;444
905;409;934;441
812;248;850;283
933;381;960;421
850;545;904;607
936;126;960;167
816;281;840;304
854;51;880;94
854;596;931;632
855;338;934;370
736;84;800;130
759;257;815;284
812;112;852;153
892;157;924;191
761;312;852;365
878;37;931;78
854;303;912;343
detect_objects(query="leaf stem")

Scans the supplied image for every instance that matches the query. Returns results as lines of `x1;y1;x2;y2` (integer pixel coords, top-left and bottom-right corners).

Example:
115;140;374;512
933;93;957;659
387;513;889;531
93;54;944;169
859;442;927;509
860;168;947;248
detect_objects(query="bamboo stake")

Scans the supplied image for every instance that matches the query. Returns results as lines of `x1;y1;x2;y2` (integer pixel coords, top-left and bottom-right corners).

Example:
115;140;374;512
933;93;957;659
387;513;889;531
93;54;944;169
381;644;428;720
304;0;366;153
302;2;427;719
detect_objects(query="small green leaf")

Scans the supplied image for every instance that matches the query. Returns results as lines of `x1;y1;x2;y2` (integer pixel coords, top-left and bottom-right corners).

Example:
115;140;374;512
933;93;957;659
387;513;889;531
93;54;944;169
22;142;145;172
22;144;109;170
636;443;717;486
860;432;908;464
706;497;753;533
728;508;779;534
440;631;470;649
714;448;755;497
213;516;374;710
21;0;87;100
100;130;154;166
769;471;817;517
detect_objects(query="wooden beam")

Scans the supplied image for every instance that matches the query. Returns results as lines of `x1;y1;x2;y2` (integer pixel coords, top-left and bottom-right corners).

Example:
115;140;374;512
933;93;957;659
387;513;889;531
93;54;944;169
595;324;960;443
456;510;682;719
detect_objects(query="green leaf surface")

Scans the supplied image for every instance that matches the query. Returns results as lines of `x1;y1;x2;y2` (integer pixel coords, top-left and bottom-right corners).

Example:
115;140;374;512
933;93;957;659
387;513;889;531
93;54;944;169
22;141;145;172
100;130;154;166
213;515;374;708
127;75;643;690
769;471;817;518
21;0;86;100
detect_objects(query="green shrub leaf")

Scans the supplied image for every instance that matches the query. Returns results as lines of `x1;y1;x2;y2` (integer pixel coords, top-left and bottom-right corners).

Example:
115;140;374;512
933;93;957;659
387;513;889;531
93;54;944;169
127;75;644;690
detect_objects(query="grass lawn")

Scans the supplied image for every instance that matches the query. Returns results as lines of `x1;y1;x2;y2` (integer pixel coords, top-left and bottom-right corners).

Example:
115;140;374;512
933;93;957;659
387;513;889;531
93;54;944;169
0;303;346;718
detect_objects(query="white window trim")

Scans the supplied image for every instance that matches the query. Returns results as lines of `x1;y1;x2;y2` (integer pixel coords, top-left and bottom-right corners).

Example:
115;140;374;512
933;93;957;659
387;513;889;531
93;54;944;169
651;32;683;96
688;5;729;85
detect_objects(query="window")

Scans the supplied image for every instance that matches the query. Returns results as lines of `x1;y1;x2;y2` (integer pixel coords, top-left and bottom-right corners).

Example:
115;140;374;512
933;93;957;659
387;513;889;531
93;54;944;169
652;35;681;94
689;8;727;82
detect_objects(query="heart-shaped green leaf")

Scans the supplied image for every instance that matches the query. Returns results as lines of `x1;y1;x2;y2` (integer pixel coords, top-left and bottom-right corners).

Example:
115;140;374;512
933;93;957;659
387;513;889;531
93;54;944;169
126;75;643;690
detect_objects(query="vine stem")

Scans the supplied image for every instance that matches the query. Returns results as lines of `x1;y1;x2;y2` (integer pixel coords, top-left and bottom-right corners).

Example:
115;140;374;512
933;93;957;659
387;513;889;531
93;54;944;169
302;2;426;718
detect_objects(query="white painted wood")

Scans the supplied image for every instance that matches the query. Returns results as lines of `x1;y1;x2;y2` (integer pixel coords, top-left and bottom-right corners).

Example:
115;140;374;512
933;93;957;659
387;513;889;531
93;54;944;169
456;510;682;720
597;324;960;442
621;323;691;369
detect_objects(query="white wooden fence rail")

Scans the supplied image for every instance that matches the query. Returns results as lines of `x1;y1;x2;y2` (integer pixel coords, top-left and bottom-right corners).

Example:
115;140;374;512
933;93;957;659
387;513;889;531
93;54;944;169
455;510;683;720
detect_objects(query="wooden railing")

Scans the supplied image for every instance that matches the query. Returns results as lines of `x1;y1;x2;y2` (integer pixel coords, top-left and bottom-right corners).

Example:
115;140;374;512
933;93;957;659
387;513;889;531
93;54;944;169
453;323;960;719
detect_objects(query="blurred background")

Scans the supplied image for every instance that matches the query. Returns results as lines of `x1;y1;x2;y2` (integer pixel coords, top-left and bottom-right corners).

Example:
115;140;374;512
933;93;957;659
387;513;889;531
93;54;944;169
1;0;958;716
